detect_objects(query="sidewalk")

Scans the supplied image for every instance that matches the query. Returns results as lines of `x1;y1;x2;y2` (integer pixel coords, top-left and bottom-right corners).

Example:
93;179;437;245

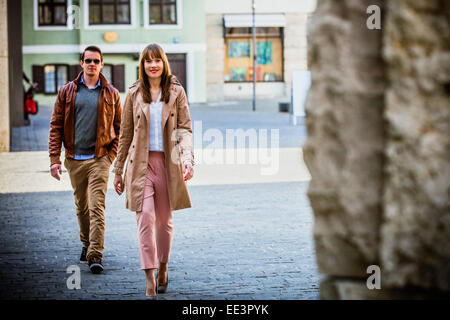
10;104;52;152
0;100;320;300
11;98;307;151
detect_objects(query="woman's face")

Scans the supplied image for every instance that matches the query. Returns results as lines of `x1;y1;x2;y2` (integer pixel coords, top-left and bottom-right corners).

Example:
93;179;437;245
144;55;164;80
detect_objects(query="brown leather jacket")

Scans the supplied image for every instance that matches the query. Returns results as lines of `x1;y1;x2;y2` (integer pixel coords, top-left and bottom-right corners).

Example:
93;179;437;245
48;72;122;166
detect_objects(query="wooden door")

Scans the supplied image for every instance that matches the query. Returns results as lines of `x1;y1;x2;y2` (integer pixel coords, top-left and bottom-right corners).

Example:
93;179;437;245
167;54;187;98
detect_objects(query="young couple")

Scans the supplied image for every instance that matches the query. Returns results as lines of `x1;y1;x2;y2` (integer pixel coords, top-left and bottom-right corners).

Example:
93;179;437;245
49;44;194;299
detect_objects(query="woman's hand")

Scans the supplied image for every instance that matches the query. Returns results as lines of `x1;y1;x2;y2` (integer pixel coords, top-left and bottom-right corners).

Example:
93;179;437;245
182;161;194;181
114;174;124;195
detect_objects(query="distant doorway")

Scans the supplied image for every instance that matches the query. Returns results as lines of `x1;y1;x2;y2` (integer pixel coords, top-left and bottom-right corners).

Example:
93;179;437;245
167;53;187;98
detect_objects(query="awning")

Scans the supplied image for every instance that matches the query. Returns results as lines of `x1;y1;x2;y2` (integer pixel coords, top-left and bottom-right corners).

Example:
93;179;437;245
223;14;286;28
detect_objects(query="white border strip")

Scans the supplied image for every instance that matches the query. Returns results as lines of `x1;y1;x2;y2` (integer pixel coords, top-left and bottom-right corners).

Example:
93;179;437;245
223;13;286;27
22;43;206;54
22;44;81;54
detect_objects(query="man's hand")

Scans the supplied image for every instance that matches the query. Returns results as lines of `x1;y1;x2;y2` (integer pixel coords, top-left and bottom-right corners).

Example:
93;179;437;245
182;162;194;181
114;174;124;195
50;164;62;181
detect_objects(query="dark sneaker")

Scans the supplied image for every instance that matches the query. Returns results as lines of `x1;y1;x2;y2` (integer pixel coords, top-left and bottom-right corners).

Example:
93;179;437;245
80;247;87;263
88;257;104;274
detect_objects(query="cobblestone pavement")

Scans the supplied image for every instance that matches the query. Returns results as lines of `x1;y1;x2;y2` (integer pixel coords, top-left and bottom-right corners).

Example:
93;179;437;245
10;104;52;152
1;100;320;300
0;182;319;300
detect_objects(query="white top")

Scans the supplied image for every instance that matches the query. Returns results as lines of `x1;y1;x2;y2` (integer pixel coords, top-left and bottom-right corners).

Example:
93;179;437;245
148;92;164;152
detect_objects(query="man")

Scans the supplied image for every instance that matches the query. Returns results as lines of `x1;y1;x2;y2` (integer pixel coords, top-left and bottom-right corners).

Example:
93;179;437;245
49;46;121;274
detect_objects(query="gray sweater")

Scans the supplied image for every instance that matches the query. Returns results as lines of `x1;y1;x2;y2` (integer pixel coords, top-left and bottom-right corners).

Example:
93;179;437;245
73;84;100;156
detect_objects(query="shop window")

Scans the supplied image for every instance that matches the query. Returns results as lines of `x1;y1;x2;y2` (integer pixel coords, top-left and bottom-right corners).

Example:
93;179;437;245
149;0;177;24
38;0;68;26
89;0;131;25
224;27;283;83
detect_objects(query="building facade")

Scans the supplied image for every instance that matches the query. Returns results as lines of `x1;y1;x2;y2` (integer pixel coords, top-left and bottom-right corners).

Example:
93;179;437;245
22;0;207;106
205;0;316;101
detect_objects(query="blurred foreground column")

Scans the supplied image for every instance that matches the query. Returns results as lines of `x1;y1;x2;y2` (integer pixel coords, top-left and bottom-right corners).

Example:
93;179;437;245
0;0;10;152
304;0;450;298
381;0;450;292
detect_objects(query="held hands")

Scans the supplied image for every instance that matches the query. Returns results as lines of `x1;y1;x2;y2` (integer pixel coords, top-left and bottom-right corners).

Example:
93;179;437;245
50;164;62;181
114;174;124;195
182;161;194;181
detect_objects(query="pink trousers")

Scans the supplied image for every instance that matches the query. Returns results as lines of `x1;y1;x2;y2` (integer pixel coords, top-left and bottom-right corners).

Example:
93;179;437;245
136;151;173;270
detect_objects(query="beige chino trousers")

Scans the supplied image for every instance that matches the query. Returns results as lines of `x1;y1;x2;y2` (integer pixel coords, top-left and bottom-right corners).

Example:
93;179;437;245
64;155;111;261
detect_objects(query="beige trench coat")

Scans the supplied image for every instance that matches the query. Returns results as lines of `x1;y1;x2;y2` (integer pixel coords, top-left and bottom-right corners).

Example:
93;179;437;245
114;77;194;212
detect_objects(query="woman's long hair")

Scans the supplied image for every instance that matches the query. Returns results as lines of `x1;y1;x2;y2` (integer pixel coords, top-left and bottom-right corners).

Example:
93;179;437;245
139;43;172;104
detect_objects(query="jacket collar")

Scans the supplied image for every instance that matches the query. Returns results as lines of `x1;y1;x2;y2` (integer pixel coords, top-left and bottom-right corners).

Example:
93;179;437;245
80;74;101;89
74;71;109;91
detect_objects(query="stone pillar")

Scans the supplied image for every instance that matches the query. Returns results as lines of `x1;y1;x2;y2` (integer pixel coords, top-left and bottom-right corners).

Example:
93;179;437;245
381;0;450;291
0;0;10;152
303;0;385;278
304;0;450;298
7;0;23;127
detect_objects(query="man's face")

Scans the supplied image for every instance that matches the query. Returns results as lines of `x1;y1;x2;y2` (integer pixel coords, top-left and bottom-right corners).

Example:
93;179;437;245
80;51;104;78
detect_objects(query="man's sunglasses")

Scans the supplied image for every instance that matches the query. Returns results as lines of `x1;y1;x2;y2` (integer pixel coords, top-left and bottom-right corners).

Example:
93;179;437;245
84;59;101;65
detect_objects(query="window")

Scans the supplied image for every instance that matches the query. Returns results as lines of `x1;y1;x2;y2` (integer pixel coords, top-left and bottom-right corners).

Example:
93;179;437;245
32;64;125;94
89;0;131;25
44;65;68;94
102;65;113;84
149;0;177;25
38;0;68;26
103;64;125;92
224;27;284;83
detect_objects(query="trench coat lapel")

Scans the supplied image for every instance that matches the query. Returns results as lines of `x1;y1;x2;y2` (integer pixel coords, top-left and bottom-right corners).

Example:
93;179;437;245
139;94;150;122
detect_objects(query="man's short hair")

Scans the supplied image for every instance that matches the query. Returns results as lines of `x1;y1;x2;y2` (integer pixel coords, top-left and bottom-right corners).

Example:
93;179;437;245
81;46;104;62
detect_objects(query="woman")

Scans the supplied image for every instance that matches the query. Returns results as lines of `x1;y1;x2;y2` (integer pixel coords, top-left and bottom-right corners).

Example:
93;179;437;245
113;43;194;299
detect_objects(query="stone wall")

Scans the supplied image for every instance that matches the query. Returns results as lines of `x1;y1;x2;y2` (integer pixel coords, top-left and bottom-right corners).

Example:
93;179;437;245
304;0;449;297
206;14;225;102
283;13;309;95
